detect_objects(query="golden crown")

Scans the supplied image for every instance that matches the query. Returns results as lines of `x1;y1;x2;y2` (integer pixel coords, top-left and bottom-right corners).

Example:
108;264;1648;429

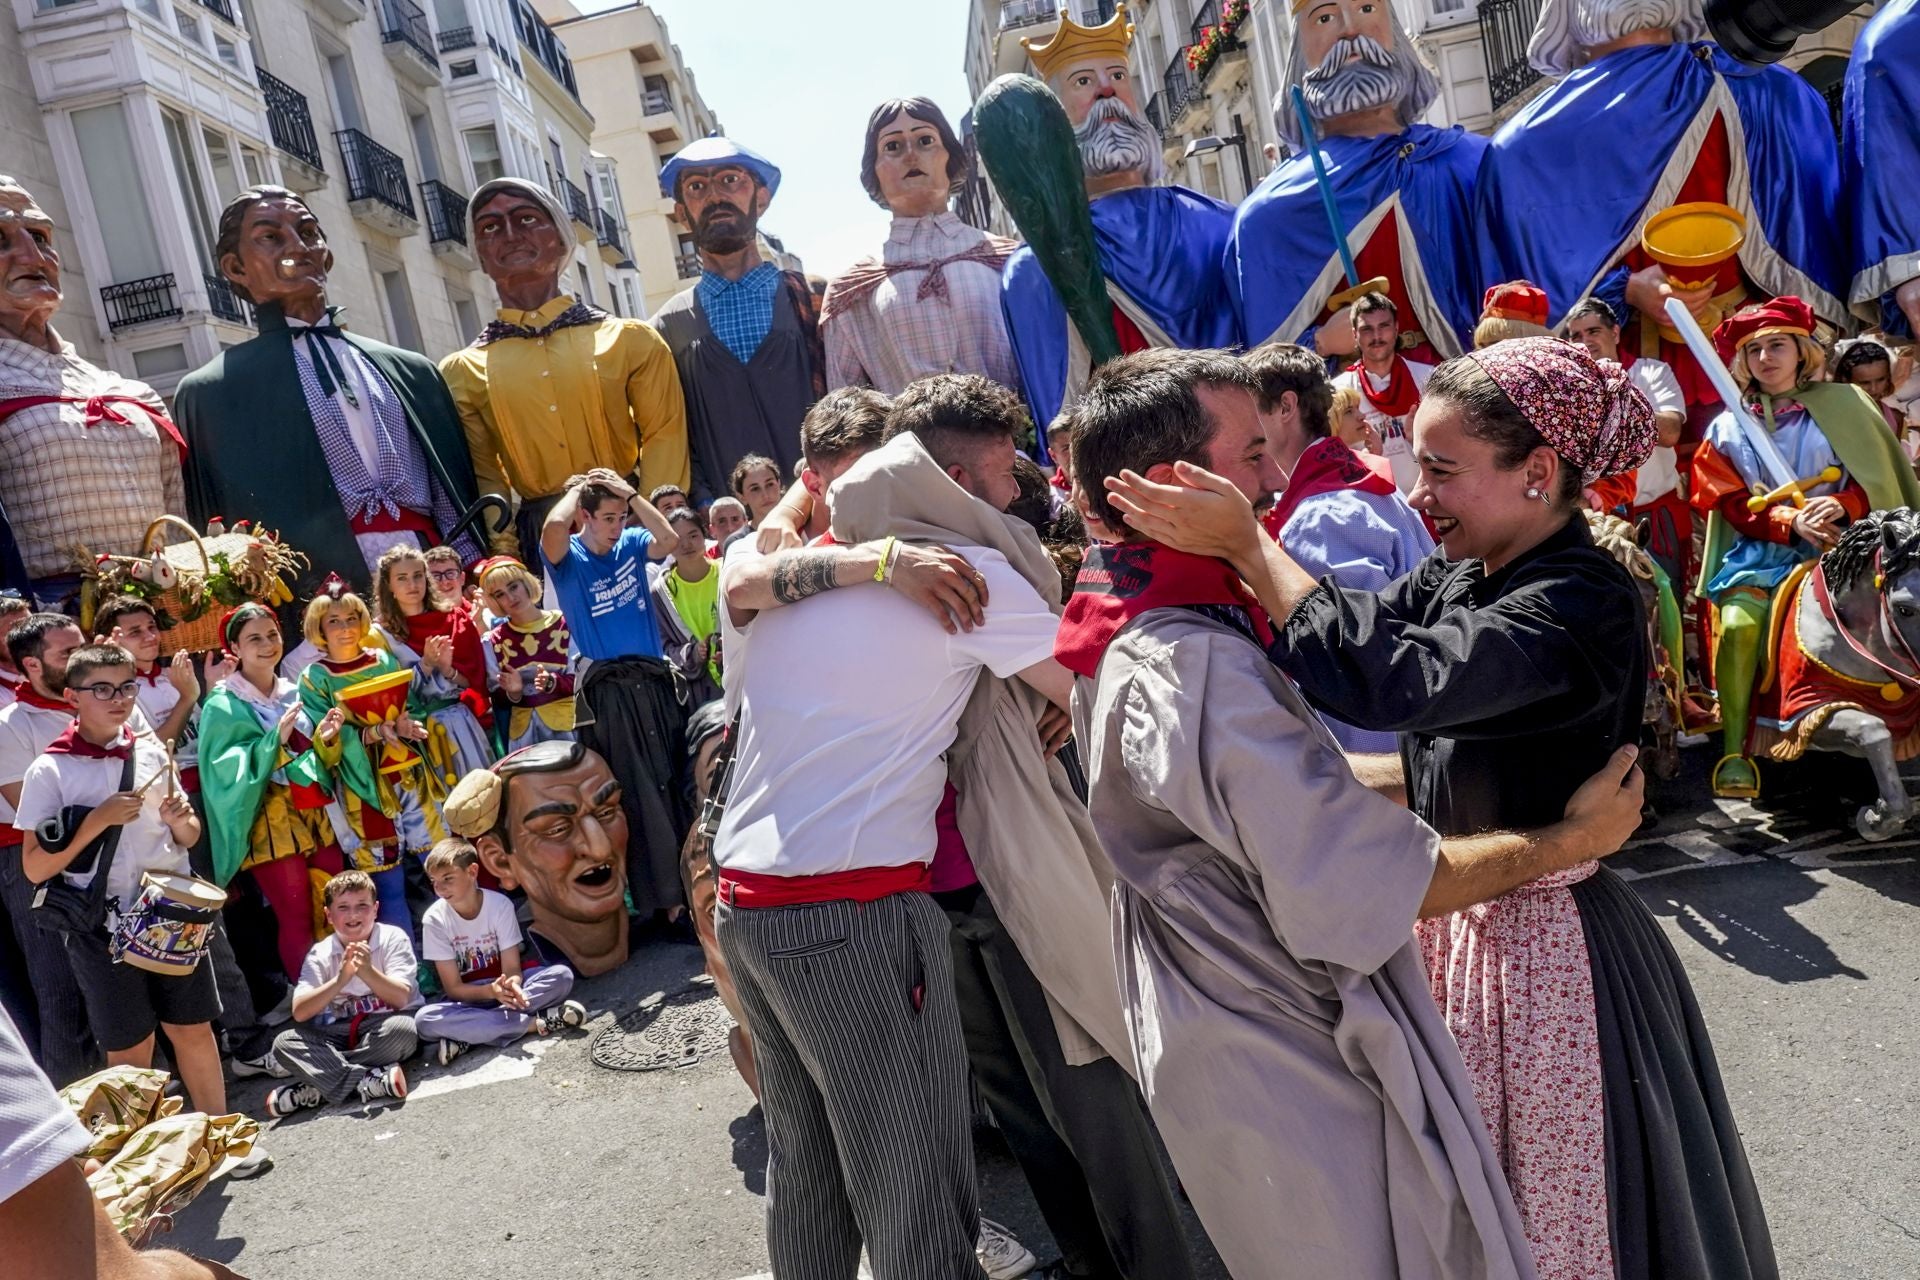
1022;3;1134;83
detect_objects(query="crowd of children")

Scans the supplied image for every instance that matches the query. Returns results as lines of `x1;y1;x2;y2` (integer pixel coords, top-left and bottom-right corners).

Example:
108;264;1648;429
0;467;722;1152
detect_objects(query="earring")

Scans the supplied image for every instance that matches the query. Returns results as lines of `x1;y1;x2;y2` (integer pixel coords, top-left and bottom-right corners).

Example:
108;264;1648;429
1525;487;1540;499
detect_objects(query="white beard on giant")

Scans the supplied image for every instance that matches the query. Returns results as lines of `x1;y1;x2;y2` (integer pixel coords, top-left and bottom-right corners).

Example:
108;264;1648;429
1300;35;1414;126
1571;0;1702;46
1074;97;1166;186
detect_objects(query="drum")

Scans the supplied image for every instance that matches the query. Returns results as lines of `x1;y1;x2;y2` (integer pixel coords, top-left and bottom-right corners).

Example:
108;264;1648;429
110;872;226;976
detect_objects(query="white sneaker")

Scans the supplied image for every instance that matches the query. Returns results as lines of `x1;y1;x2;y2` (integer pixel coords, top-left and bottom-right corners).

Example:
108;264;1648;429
230;1050;291;1080
226;1147;274;1179
265;1082;322;1118
354;1064;407;1104
434;1038;468;1068
977;1218;1037;1280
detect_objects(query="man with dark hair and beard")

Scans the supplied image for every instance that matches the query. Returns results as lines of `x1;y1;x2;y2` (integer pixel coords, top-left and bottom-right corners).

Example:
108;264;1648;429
652;139;823;504
1227;0;1484;364
998;7;1241;445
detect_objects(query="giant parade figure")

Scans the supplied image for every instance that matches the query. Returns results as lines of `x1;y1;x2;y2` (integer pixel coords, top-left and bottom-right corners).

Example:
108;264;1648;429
1226;0;1484;365
1474;0;1844;441
1843;0;1920;339
993;3;1240;446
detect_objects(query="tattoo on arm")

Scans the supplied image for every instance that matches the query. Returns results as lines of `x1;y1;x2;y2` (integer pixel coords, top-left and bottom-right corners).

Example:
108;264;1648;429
770;551;844;604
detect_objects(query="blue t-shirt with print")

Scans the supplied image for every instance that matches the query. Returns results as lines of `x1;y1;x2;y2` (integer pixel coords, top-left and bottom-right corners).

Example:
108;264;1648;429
546;527;664;661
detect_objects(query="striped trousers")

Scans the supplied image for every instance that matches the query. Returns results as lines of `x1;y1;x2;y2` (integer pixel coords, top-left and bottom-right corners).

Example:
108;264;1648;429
717;891;985;1280
271;1011;418;1103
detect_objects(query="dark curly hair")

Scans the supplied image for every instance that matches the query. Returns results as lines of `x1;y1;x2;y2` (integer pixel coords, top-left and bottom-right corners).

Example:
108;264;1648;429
1823;507;1920;596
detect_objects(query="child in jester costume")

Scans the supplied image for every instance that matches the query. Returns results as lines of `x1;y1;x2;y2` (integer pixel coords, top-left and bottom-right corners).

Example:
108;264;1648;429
1691;296;1920;798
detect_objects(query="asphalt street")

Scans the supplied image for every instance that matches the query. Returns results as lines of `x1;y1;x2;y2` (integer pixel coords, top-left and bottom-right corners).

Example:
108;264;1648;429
163;748;1920;1280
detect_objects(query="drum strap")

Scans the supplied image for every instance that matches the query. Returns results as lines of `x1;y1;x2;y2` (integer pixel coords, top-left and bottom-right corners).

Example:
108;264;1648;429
28;751;138;934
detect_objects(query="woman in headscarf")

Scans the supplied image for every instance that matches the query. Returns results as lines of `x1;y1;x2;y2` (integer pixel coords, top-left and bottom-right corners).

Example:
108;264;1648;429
1106;336;1777;1280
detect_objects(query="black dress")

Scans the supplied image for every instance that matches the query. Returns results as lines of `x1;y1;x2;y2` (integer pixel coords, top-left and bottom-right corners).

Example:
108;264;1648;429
1276;517;1777;1280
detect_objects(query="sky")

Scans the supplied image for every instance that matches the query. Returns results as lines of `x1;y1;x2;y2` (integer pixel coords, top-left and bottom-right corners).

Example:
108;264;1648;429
578;0;980;280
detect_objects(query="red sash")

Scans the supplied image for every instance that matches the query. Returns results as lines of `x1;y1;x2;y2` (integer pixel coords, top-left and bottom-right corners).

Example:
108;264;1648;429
1265;437;1399;539
0;393;188;463
717;862;931;908
1346;356;1422;419
1055;542;1272;679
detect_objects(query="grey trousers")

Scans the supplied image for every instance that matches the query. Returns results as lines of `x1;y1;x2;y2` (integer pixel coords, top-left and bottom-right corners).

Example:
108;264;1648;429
271;1012;418;1103
415;964;575;1047
718;891;985;1280
0;848;98;1085
941;883;1198;1280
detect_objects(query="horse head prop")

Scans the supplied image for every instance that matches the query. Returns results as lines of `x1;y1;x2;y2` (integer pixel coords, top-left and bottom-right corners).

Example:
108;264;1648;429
1755;507;1920;840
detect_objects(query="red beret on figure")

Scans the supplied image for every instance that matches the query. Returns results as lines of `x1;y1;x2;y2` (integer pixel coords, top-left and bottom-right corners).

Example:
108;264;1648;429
1712;296;1815;361
1481;280;1551;326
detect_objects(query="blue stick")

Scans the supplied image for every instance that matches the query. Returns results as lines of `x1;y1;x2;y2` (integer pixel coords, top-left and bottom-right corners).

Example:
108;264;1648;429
1290;85;1360;288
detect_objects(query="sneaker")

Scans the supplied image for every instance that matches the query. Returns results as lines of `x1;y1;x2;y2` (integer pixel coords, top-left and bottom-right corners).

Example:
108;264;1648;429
265;1082;323;1118
534;999;587;1035
230;1050;291;1080
977;1218;1037;1280
355;1064;408;1104
225;1147;274;1180
434;1038;468;1068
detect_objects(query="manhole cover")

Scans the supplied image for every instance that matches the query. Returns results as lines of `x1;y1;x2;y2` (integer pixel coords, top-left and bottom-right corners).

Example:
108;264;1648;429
590;982;735;1072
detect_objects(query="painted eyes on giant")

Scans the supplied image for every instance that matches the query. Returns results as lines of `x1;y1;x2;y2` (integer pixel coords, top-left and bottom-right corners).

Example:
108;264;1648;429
476;210;549;238
681;171;750;201
0;224;54;253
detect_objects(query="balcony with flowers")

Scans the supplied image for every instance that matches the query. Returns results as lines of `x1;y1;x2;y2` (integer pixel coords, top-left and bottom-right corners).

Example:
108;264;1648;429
1185;0;1251;85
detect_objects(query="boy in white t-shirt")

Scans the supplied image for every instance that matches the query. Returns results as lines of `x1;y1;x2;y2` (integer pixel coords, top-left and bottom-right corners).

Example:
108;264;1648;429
92;597;202;788
414;839;584;1064
266;870;418;1116
12;645;225;1120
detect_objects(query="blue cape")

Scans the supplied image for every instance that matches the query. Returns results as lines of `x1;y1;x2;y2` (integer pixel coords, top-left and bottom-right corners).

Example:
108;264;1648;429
1474;43;1844;328
1844;0;1920;335
1226;124;1487;356
1001;184;1239;454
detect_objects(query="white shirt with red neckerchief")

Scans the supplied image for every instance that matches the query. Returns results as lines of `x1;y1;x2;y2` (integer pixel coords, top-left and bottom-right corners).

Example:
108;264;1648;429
1334;359;1433;496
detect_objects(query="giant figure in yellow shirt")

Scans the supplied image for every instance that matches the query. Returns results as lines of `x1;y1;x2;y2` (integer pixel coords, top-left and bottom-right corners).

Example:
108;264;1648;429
440;177;689;559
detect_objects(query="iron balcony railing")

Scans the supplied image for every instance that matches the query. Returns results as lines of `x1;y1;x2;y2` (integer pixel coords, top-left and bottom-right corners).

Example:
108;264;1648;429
643;87;673;115
999;0;1054;31
257;68;324;173
594;206;626;254
1144;89;1171;137
420;178;470;246
1163;48;1195;116
1480;0;1546;111
101;274;181;331
675;251;701;279
560;175;593;226
203;272;253;326
1190;0;1221;45
336;128;416;219
437;25;474;50
1081;0;1117;22
379;0;439;68
194;0;235;23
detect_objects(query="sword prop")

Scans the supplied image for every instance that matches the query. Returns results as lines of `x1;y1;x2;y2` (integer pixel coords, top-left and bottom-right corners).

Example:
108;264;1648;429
1745;466;1842;513
1290;86;1388;313
1664;296;1796;491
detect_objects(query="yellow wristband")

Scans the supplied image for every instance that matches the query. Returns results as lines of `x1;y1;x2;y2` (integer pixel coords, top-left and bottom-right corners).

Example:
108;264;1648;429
875;535;896;584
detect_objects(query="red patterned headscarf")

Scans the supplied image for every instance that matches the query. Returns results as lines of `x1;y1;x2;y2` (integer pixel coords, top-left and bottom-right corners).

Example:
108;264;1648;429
1463;337;1657;482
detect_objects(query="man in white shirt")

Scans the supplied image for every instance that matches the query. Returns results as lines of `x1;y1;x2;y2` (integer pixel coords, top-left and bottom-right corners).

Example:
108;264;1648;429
1331;292;1433;495
715;389;1068;1280
0;612;95;1083
1565;298;1692;585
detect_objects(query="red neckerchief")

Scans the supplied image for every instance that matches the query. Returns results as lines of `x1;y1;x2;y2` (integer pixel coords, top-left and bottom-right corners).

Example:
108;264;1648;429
1347;355;1421;419
318;652;381;675
43;722;132;760
1264;437;1399;539
13;684;73;714
1055;542;1272;678
1049;470;1071;493
0;394;188;463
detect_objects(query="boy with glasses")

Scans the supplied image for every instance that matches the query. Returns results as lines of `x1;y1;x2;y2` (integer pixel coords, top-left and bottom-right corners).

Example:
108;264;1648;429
13;644;232;1122
422;546;471;616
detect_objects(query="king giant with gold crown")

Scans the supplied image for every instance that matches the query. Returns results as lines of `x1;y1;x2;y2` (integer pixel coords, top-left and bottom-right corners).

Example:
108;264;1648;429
1226;0;1486;364
998;3;1241;441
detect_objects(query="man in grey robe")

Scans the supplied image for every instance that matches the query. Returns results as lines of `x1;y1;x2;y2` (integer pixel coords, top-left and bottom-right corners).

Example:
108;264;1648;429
1055;347;1646;1279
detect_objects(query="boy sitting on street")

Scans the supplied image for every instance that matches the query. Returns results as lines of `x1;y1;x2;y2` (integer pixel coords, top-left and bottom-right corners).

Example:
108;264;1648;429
14;647;233;1123
415;839;584;1066
267;870;417;1116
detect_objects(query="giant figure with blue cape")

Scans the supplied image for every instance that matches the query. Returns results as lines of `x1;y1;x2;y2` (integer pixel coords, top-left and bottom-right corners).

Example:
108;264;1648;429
1227;0;1483;364
997;5;1239;451
1474;0;1843;434
1843;0;1920;338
